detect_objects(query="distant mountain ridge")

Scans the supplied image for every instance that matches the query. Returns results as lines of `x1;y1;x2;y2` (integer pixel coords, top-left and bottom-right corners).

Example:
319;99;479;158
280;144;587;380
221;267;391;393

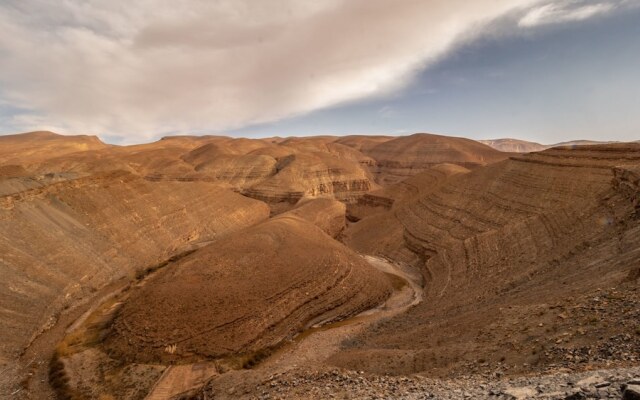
478;138;631;153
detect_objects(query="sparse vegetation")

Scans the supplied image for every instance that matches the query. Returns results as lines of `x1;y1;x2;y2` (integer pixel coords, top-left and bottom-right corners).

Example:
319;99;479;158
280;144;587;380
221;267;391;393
241;348;275;369
135;249;197;281
49;352;76;400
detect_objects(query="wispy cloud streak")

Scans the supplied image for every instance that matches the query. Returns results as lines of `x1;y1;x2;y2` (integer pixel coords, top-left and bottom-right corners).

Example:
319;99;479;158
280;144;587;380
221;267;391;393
0;0;625;142
519;1;614;27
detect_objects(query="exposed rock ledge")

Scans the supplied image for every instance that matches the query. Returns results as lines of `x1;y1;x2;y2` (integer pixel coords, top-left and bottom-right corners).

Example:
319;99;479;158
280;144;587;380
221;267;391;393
613;166;640;211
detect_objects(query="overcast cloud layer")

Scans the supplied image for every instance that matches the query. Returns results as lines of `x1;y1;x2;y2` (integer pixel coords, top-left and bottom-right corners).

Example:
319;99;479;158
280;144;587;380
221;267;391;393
0;0;631;142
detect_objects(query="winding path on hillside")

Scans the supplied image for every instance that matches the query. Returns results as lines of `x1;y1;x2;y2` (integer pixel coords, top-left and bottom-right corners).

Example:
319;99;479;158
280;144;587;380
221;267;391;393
144;255;423;400
17;252;421;400
257;255;423;370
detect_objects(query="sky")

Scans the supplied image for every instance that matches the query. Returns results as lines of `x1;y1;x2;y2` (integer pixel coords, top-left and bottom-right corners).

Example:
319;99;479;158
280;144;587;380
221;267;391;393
0;0;638;144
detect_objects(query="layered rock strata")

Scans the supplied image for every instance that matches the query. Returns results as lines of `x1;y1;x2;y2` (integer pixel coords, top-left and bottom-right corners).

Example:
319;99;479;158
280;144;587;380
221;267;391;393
105;216;392;363
335;144;640;376
0;171;269;361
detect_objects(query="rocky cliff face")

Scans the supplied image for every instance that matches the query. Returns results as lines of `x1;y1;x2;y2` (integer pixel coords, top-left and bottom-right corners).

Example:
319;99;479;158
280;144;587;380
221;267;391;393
346;163;470;222
127;137;379;213
613;166;640;212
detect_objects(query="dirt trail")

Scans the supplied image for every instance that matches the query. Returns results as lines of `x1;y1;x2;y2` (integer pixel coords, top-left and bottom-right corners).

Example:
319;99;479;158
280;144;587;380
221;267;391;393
12;277;131;400
10;244;210;399
145;364;219;400
144;255;422;400
258;255;422;370
16;254;419;400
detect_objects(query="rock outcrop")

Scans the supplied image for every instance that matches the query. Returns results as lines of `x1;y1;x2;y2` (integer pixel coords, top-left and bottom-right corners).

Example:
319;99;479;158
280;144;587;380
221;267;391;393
613;166;640;212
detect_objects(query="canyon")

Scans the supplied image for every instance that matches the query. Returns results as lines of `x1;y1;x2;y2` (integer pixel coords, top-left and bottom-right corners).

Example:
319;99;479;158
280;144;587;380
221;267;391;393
0;131;638;399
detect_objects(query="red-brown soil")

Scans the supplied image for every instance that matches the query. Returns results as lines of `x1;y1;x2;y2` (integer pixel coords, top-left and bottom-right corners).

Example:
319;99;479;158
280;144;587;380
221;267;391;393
104;215;392;363
0;169;269;394
349;133;509;185
0;131;109;165
1;131;638;399
333;144;640;377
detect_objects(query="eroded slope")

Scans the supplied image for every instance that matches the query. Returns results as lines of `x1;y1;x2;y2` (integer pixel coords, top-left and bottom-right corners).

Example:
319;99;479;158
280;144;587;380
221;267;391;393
334;144;640;376
104;216;392;363
353;133;508;185
343;163;470;265
0;172;269;363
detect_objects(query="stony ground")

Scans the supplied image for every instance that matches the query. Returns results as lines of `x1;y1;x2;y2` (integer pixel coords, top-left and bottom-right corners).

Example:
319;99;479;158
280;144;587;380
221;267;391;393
190;366;640;400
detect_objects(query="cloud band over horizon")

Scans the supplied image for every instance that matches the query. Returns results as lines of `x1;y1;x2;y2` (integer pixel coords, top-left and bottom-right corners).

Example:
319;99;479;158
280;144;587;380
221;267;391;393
0;1;635;143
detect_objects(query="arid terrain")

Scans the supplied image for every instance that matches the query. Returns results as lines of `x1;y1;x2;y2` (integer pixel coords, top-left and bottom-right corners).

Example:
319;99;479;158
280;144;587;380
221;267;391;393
478;139;633;153
1;131;639;399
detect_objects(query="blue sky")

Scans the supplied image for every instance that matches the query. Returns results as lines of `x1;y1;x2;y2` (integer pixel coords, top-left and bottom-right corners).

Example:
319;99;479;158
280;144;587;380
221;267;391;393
231;5;640;144
0;1;638;144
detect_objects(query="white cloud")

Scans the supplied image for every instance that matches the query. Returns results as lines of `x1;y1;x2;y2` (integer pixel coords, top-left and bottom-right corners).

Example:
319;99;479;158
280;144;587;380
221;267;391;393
378;106;399;119
519;1;614;27
0;0;557;142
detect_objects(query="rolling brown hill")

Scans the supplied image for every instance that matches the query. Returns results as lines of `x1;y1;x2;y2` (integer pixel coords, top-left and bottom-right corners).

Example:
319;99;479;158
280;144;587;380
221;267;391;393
105;213;392;364
334;135;395;152
0;171;269;382
4;132;509;215
478;138;548;153
342;163;471;265
35;135;380;214
346;163;471;222
0;132;386;396
0;131;109;165
333;144;640;376
351;133;509;185
1;131;638;399
480;138;626;153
